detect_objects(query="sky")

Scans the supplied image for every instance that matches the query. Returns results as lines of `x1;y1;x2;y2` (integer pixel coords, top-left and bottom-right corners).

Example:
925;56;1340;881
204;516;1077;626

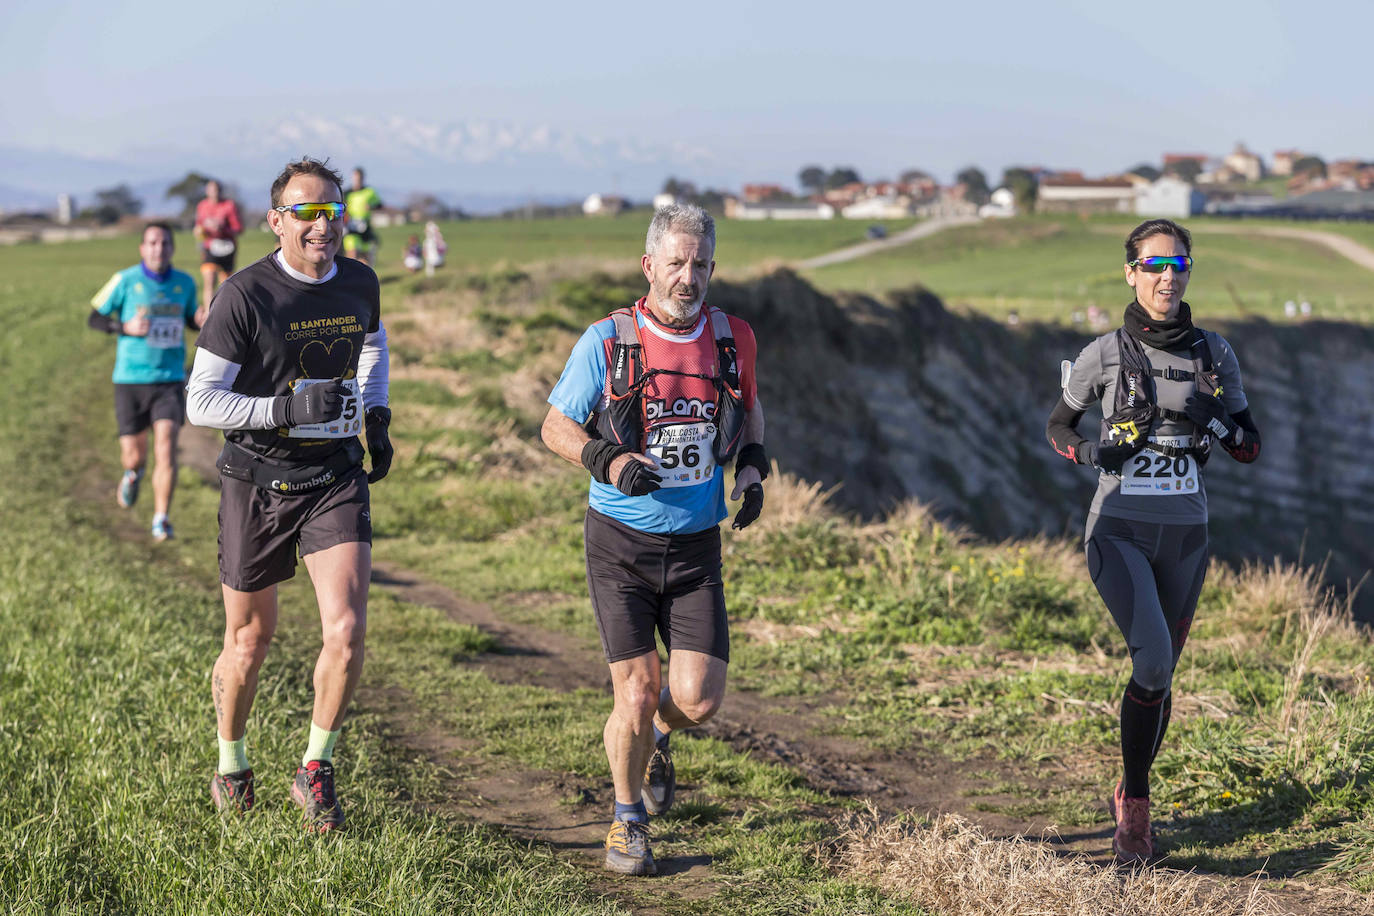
2;0;1371;196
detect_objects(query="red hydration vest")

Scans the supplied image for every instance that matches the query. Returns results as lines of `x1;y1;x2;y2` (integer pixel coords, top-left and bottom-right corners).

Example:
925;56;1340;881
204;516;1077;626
591;302;746;465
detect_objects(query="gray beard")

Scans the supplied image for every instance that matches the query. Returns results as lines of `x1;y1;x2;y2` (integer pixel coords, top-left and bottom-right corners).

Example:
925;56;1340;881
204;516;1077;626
656;292;702;327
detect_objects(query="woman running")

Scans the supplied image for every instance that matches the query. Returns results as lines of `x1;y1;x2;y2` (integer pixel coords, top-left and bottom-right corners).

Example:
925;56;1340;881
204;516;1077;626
1046;218;1261;864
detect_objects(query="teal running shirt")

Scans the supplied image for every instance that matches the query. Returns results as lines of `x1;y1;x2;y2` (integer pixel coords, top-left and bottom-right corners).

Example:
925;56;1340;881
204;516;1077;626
91;265;199;383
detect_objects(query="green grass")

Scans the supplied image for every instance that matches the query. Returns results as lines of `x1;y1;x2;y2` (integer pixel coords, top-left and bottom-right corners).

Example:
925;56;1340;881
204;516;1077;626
803;214;1374;323
5;218;1374;908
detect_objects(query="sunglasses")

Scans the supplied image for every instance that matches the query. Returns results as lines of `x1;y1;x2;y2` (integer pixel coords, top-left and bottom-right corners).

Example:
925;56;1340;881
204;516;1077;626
1129;255;1193;273
273;202;346;221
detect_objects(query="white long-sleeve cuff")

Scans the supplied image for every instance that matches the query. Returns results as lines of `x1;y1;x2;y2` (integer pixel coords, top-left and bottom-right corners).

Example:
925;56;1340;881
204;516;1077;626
358;324;389;411
185;348;282;430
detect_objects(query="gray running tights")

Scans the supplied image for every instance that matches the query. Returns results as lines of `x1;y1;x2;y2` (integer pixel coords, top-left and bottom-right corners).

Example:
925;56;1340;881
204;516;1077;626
1084;514;1209;691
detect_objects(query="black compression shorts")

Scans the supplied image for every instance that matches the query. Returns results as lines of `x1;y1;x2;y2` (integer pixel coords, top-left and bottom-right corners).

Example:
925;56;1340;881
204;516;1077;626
218;464;371;592
200;243;236;274
114;382;185;436
584;508;729;664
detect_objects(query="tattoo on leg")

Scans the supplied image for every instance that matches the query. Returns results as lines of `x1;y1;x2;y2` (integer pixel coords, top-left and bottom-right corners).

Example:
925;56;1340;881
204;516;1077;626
213;672;225;726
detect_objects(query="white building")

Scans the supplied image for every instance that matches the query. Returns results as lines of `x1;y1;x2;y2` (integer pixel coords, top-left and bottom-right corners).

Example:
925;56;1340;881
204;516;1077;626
1037;178;1135;214
978;187;1016;219
841;195;913;219
726;200;835;220
1135;177;1204;218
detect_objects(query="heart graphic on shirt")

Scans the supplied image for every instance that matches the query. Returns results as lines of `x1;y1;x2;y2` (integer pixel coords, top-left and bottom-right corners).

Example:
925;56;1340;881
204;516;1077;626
298;338;356;380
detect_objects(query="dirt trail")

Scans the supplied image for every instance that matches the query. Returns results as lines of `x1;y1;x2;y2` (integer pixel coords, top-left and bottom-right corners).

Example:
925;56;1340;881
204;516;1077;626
171;425;1368;915
794;214;980;270
1190;223;1374;274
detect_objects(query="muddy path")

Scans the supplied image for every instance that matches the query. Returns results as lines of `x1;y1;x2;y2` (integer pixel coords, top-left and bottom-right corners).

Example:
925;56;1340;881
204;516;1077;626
168;425;1369;914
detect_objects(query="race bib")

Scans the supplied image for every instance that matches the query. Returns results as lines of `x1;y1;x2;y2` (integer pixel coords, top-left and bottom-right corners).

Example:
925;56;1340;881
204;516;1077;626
207;238;236;257
288;378;362;439
1119;435;1200;496
347;219;369;235
146;316;183;350
645;421;717;489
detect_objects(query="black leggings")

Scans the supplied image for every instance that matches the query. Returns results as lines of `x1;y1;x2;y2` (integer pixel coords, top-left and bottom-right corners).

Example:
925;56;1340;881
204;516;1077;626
1086;513;1208;797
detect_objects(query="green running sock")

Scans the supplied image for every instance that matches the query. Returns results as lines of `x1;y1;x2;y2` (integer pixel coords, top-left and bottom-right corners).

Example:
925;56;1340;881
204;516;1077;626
303;722;340;766
217;736;248;775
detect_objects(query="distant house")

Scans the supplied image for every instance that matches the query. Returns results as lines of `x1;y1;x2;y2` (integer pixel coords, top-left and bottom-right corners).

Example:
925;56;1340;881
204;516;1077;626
725;198;834;220
1037;177;1134;214
1329;159;1365;181
1222;143;1266;182
841;195;914;219
369;206;408;228
652;193;678;210
1271;149;1303;176
1135;176;1204;218
1163;153;1209;172
741;183;789;204
582;193;628;216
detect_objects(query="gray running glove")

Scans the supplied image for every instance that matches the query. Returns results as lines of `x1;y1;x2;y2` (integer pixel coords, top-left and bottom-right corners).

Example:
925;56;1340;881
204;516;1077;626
615;459;662;497
274;378;350;427
732;483;764;529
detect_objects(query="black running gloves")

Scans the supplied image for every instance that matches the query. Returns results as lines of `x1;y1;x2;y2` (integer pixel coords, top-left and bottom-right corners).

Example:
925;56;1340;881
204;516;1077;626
273;378;350;427
365;406;393;483
581;439;663;496
1184;393;1240;446
732;483;764;529
1081;441;1135;475
615;459;663;497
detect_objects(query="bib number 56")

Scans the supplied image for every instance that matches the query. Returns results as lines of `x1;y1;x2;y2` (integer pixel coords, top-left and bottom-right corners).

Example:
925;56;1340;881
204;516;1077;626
657;443;701;469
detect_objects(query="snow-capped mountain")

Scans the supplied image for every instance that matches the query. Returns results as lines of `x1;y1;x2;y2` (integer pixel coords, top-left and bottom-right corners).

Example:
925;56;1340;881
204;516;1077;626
3;116;723;214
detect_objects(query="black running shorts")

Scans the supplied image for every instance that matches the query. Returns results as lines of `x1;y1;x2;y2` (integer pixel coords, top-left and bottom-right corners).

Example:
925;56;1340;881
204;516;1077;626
218;465;371;592
201;246;236;274
584;508;729;664
114;382;185;436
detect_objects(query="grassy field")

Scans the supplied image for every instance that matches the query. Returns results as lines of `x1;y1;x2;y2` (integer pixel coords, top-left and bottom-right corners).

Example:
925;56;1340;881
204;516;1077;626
803;214;1374;324
4;227;1373;913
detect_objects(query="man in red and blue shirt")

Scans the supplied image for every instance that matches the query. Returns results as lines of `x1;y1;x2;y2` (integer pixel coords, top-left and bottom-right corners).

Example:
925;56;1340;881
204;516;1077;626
542;203;767;876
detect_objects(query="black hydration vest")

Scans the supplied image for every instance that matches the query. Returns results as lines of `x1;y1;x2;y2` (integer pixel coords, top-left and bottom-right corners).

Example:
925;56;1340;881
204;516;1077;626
1101;328;1222;461
589;307;746;464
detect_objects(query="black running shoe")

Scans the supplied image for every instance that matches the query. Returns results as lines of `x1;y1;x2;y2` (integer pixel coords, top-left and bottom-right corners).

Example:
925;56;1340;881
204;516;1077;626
604;818;656;875
291;760;345;832
210;768;255;813
642;740;675;816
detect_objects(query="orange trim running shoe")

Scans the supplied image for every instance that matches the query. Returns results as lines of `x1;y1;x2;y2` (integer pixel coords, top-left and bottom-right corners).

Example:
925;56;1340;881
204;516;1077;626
604;818;656;876
1109;779;1155;865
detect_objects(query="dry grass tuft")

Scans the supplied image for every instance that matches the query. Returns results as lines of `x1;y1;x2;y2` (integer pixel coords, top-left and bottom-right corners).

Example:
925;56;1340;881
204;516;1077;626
734;462;842;535
829;805;1287;916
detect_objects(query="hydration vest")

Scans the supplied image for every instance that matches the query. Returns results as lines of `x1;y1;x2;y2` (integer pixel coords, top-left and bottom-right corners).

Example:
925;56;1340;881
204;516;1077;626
590;306;746;464
1101;328;1222;460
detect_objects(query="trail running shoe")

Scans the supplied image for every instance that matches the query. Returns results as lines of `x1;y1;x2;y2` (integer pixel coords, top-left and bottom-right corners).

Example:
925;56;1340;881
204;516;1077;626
292;760;345;833
642;740;675;816
210;768;255;813
151;518;174;542
117;470;141;508
604;818;656;875
1109;779;1155;864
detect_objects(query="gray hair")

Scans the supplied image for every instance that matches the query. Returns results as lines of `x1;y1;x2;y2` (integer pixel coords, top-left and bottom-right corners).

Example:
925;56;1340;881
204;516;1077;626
645;203;715;256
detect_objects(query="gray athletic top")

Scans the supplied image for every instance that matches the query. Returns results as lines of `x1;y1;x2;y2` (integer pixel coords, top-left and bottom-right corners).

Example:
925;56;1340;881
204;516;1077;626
1063;329;1248;525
